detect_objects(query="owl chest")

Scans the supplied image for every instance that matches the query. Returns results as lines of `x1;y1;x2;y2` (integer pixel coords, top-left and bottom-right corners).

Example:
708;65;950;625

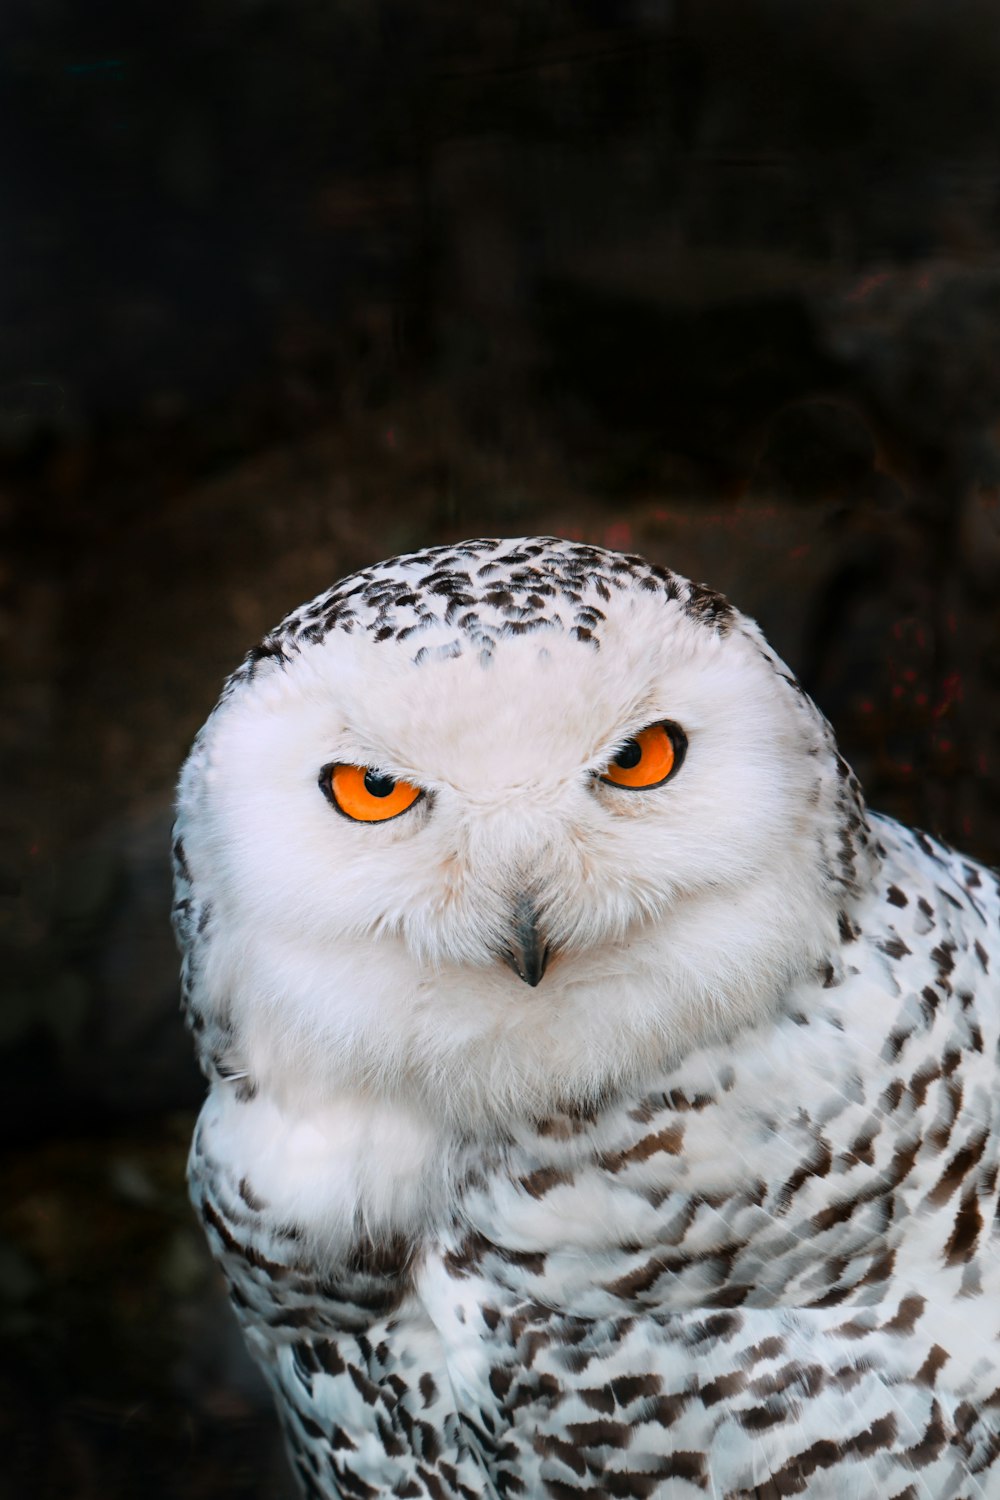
421;1276;1000;1500
420;1122;1000;1499
439;1038;1000;1331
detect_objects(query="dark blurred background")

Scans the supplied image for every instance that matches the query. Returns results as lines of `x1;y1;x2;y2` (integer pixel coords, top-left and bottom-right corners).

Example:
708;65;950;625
3;2;1000;1496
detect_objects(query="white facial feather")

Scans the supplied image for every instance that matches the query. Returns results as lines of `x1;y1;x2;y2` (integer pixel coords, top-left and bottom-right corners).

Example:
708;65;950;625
175;538;866;1145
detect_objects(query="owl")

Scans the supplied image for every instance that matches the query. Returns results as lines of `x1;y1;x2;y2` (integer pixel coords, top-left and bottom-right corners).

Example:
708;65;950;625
174;536;1000;1500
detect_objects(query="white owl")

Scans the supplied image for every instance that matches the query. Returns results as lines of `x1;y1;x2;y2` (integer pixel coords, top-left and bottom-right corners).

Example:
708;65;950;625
174;536;1000;1500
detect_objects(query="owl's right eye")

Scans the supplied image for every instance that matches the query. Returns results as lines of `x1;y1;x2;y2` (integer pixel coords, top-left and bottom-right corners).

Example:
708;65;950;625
321;764;423;823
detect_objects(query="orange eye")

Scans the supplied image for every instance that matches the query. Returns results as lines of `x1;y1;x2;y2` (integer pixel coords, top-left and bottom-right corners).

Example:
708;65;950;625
600;722;686;790
324;764;423;822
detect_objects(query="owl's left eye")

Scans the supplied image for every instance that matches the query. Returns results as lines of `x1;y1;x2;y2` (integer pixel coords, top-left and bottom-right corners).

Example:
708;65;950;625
600;721;687;790
321;764;423;823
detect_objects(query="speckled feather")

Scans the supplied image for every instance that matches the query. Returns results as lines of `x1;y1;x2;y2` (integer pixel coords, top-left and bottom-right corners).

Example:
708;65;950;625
176;538;1000;1499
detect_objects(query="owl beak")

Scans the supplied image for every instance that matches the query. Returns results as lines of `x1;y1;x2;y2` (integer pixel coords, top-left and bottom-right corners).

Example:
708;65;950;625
500;896;550;987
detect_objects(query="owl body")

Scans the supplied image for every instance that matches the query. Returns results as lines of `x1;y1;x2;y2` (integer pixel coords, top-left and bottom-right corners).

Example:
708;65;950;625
176;538;1000;1498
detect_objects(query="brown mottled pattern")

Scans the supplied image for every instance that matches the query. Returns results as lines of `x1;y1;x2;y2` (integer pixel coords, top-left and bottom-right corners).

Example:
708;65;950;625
219;537;733;689
189;813;1000;1499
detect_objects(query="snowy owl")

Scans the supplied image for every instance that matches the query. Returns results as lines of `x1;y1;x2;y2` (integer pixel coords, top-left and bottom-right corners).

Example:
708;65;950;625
174;536;1000;1499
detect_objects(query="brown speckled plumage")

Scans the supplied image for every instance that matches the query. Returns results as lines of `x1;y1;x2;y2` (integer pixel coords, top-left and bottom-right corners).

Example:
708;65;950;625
177;539;1000;1499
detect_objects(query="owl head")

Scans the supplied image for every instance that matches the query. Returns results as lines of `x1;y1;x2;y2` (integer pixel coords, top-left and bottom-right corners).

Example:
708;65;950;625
174;537;874;1127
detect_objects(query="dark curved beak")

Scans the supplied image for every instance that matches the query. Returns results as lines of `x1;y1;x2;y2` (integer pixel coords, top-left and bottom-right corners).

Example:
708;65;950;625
500;896;550;987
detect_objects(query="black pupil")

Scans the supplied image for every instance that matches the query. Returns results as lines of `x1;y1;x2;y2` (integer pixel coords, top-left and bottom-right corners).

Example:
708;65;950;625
363;770;396;798
614;739;642;770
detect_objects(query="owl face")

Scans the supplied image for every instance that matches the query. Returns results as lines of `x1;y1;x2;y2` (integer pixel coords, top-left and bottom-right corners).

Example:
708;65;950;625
176;539;866;1123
